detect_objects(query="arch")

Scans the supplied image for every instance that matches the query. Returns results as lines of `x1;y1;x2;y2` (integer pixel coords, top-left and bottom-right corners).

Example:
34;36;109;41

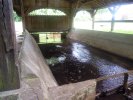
27;8;67;16
73;10;92;29
95;8;112;21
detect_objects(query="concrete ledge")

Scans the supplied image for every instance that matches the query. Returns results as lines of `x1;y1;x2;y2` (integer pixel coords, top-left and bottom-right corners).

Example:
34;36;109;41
49;80;96;100
18;31;58;99
68;29;133;60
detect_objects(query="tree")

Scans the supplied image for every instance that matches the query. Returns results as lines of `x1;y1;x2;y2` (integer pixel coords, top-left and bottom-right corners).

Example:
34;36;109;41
13;11;22;22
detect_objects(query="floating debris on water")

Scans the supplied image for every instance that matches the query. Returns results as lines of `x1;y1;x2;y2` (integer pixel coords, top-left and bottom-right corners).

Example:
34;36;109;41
56;45;62;48
58;55;66;62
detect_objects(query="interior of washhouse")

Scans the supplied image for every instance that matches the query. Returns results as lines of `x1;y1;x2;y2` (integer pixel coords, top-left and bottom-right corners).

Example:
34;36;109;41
20;4;133;100
1;0;133;100
25;6;133;99
33;32;133;99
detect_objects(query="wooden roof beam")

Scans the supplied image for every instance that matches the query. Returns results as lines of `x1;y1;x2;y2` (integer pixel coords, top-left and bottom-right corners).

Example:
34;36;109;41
80;0;132;9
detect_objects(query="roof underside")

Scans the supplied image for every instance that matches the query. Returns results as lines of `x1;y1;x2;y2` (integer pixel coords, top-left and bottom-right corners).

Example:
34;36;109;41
13;0;133;16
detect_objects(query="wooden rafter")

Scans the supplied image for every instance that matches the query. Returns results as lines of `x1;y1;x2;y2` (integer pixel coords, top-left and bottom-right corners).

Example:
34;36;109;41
80;0;132;9
13;0;133;16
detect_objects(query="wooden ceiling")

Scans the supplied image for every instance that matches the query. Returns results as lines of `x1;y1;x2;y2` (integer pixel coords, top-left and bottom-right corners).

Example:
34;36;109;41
13;0;133;16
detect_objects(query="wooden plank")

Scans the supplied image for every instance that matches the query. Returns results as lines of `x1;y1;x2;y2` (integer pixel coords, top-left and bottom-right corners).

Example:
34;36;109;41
96;70;133;82
25;16;70;32
23;0;70;8
0;33;8;91
0;0;19;91
2;0;14;51
123;73;129;92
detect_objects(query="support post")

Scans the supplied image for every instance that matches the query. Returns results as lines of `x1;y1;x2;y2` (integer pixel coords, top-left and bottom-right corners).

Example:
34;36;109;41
0;0;20;91
123;73;129;93
108;6;120;32
20;0;26;32
89;9;97;30
70;0;81;30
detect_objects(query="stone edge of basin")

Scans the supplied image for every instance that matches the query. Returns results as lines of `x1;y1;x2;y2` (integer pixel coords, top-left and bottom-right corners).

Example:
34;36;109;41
68;29;133;60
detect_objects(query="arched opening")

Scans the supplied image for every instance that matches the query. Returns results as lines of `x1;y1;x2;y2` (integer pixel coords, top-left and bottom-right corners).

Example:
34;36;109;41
26;9;68;44
94;8;112;32
114;4;133;34
94;4;133;34
73;10;92;30
28;8;66;16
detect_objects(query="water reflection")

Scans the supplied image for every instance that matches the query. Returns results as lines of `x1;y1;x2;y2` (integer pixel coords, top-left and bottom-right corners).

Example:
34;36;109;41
46;55;66;65
58;55;66;62
46;57;59;65
72;43;91;62
91;56;128;92
40;41;133;93
94;58;127;76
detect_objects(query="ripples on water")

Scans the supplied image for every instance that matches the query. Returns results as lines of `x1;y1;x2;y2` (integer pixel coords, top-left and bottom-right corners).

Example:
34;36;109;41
40;41;133;93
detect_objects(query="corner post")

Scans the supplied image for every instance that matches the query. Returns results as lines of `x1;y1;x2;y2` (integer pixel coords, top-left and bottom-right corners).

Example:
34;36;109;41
108;6;120;32
89;9;97;30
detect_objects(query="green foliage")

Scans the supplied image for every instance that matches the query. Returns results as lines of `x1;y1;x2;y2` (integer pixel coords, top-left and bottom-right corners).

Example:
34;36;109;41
113;30;133;34
29;9;66;16
97;8;109;14
13;11;22;22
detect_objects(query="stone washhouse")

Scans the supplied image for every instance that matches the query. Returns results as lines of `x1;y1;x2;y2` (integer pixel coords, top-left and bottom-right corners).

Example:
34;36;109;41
0;0;133;100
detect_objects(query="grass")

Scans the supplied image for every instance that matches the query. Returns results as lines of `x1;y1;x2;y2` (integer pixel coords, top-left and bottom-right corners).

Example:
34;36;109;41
74;21;133;34
38;29;133;44
113;30;133;34
95;29;133;34
39;34;62;44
